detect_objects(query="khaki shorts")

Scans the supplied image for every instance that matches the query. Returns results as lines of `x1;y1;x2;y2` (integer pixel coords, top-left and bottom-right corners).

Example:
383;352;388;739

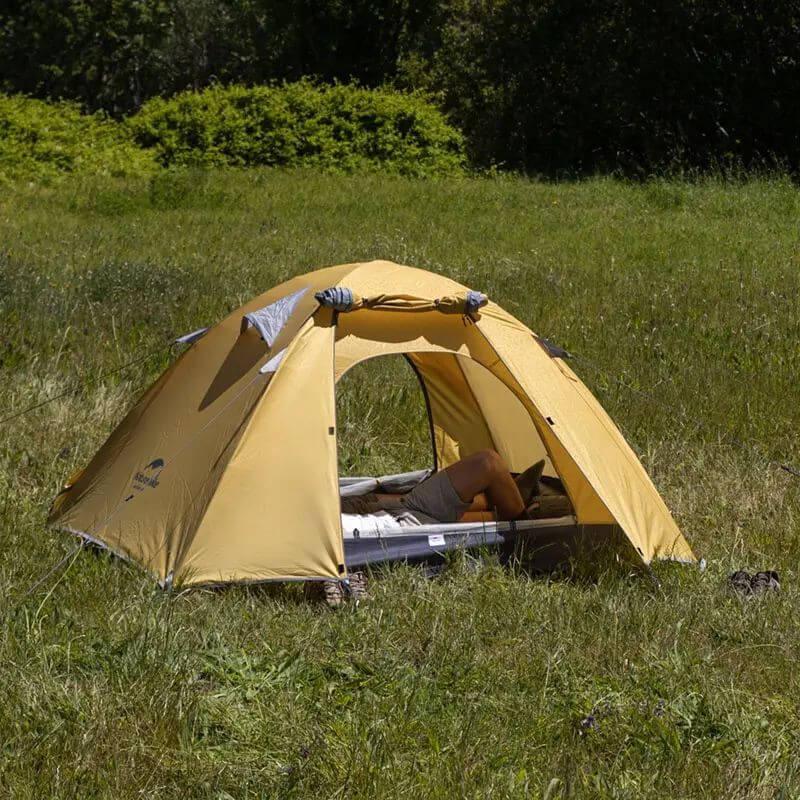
401;469;471;524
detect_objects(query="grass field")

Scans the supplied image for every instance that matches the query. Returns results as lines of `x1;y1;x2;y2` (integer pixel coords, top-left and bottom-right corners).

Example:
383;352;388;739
1;170;800;797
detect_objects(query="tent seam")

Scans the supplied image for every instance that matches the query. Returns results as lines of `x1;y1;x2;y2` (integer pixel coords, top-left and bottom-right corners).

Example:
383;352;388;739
472;322;616;542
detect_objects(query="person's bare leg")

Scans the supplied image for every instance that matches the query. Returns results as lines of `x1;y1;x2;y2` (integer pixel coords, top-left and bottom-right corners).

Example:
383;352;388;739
445;449;526;520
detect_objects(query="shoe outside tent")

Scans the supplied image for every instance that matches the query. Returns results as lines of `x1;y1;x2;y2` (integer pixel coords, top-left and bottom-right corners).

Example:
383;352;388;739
48;260;694;587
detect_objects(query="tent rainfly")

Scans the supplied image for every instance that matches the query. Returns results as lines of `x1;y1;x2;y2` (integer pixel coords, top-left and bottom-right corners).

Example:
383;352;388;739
49;261;694;586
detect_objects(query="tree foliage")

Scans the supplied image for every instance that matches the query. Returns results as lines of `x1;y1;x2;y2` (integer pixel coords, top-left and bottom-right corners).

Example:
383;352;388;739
2;0;800;173
427;0;800;174
0;1;439;114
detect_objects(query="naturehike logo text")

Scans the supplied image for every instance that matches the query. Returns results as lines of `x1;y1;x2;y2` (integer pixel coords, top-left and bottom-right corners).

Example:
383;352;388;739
125;458;164;501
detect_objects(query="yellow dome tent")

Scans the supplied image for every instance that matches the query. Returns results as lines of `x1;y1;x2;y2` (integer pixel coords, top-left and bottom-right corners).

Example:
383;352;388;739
49;261;694;586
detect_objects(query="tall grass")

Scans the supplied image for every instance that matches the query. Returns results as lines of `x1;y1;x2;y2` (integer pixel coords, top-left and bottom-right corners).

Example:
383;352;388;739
1;170;799;797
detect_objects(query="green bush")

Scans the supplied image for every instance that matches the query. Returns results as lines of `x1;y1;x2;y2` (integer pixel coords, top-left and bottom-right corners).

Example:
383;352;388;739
128;82;466;176
0;94;156;182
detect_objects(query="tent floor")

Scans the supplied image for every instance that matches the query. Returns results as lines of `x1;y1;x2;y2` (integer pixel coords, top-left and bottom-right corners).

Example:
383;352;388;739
343;517;628;574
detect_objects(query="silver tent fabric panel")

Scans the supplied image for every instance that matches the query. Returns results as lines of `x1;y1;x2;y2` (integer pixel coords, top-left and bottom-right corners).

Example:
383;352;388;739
259;348;287;374
174;327;210;345
341;516;575;540
242;288;308;346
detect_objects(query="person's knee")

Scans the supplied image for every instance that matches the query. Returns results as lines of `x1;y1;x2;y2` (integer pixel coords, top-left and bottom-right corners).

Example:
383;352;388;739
474;448;505;478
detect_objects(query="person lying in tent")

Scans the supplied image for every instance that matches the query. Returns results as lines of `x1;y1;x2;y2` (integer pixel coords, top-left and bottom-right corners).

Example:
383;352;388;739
341;449;567;525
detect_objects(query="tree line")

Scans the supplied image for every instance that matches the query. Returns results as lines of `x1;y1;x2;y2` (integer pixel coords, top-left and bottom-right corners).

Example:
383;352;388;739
2;0;799;175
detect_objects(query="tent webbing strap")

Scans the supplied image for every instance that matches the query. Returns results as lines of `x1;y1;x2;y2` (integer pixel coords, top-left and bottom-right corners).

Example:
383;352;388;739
315;287;488;315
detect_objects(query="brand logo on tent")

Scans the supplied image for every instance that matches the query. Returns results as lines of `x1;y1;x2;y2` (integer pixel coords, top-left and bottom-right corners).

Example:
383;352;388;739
125;458;165;501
